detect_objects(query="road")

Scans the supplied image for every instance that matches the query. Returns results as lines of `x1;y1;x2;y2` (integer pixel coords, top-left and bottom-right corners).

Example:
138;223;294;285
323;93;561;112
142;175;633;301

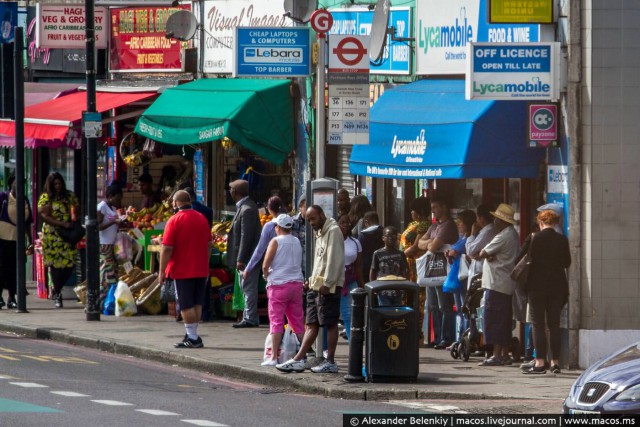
0;332;564;426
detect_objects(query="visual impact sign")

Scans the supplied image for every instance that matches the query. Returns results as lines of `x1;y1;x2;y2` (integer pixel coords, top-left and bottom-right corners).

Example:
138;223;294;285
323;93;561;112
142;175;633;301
466;42;560;100
234;27;310;77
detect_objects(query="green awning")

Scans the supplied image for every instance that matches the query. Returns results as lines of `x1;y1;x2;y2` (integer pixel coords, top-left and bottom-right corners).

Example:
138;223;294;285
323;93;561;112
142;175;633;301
135;78;293;165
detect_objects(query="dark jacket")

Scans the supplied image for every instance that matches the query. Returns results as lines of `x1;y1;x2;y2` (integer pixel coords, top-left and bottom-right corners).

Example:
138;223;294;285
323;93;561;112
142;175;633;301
192;200;213;228
517;228;571;295
226;198;261;268
358;225;384;283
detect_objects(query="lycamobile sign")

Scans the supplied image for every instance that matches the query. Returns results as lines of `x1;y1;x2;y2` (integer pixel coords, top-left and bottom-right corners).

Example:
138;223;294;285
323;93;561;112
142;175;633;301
466;42;560;101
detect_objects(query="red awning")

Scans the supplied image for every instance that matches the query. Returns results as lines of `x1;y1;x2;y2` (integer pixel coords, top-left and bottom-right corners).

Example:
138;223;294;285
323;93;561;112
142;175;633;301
0;91;156;148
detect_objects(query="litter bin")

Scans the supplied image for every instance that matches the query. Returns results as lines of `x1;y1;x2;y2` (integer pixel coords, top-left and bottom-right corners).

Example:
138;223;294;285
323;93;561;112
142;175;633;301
364;279;420;383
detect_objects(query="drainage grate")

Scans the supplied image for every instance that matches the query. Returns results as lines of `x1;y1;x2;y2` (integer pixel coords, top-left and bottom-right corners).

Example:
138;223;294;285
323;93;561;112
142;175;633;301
256;388;284;395
464;406;524;414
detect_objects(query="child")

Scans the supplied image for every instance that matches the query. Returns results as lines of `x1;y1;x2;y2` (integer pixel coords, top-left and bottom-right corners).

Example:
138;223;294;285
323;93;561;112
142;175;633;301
370;226;410;306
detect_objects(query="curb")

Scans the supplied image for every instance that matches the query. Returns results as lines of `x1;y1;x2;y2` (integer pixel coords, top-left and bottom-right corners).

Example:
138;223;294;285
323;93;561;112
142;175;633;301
0;322;551;402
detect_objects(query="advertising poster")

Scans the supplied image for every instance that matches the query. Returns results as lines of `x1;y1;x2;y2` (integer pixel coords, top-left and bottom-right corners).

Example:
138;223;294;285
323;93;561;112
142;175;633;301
110;5;191;72
0;2;17;44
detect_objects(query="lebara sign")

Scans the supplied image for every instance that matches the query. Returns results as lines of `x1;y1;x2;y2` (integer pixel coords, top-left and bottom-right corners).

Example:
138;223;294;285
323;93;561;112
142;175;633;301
235;27;310;77
466;43;560;100
415;0;539;75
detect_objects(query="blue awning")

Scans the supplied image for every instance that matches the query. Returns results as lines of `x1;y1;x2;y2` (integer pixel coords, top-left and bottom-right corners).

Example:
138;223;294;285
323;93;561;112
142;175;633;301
349;80;544;179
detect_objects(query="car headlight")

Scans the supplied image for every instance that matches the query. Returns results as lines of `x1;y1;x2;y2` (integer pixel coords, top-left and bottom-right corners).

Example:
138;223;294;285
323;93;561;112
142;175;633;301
615;384;640;401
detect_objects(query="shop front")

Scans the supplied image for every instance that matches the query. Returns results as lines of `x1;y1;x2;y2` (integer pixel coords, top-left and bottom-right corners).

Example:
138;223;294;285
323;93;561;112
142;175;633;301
349;79;545;236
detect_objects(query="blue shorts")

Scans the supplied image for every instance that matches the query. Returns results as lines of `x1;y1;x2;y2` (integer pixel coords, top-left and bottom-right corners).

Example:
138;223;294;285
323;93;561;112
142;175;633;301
174;278;207;310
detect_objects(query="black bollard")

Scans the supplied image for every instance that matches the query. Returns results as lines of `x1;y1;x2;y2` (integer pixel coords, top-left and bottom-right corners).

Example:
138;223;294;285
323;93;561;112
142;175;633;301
344;287;367;382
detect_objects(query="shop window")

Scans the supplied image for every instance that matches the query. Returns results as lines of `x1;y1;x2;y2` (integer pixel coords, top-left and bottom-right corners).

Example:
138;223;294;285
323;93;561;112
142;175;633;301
49;149;75;189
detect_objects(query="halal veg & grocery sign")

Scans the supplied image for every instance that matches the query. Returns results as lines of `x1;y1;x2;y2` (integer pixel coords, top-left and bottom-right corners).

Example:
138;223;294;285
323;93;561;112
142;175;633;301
36;4;108;49
466;42;560;100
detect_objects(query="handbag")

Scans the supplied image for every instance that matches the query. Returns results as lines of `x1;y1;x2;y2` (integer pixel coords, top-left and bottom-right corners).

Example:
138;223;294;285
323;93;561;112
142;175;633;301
416;248;450;288
160;279;176;303
57;221;85;245
510;233;536;289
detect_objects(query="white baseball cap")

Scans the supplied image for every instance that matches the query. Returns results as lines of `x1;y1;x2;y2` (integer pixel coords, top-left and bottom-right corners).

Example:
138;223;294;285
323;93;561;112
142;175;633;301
275;214;293;229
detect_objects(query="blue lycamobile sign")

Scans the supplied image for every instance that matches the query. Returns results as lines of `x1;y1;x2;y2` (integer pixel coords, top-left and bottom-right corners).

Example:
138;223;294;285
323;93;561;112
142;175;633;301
466;42;560;101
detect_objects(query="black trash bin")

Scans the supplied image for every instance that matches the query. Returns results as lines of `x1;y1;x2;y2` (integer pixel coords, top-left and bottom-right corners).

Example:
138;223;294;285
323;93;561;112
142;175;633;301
364;279;420;383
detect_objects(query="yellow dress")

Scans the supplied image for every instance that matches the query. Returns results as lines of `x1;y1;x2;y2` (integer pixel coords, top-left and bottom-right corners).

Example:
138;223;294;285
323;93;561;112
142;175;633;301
37;192;79;268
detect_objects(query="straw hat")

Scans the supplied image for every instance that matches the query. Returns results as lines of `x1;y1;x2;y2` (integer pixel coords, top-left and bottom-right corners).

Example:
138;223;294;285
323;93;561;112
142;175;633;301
490;203;517;225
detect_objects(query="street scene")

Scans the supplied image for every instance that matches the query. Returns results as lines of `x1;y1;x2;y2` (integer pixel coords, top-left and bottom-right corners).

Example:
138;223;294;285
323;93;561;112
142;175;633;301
0;0;639;424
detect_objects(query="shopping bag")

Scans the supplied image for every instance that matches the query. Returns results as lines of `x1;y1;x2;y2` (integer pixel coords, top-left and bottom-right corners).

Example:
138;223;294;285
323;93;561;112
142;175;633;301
114;232;133;262
458;254;470;282
442;257;461;293
232;270;245;312
103;283;117;315
160;279;176;303
263;333;279;362
279;326;299;363
114;280;137;317
417;250;449;287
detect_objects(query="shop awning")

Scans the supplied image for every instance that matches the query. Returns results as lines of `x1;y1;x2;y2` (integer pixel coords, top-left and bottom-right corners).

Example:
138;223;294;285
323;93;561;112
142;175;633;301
0;91;156;149
134;78;294;165
349;80;544;179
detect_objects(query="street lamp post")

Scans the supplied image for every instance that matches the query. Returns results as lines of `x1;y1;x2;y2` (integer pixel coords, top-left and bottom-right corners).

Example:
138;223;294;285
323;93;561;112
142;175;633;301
14;27;27;313
84;0;100;321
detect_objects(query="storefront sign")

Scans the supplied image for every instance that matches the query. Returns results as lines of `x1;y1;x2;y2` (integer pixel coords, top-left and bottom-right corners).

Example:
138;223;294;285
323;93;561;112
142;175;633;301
328;7;411;75
490;0;553;24
110;5;190;72
36;4;108;49
547;164;568;195
327;35;370;146
529;104;557;147
234;27;310;77
193;149;204;203
466;42;560;100
0;2;17;44
203;0;291;74
415;0;539;75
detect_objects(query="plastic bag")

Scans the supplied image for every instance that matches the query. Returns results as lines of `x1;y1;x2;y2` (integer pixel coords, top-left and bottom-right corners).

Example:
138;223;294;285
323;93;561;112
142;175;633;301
232;270;245;312
417;249;450;287
103;283;117;315
263;325;299;363
160;279;176;303
442;257;461;293
114;232;133;262
114;280;137;317
263;334;280;363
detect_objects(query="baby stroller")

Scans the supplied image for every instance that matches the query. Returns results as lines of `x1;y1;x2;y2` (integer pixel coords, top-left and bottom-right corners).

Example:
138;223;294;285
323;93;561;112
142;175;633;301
450;273;522;362
450;273;485;361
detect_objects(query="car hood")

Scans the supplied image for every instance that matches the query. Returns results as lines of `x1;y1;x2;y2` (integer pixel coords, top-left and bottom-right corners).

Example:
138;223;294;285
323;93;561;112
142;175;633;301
579;342;640;388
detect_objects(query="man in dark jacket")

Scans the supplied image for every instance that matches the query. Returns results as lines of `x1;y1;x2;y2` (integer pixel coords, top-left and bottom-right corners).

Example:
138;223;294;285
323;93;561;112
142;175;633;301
358;211;383;282
226;180;261;328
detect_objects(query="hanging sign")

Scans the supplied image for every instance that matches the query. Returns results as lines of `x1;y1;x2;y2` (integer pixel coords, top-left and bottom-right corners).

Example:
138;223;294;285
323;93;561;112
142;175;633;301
529;104;558;147
36;4;108;49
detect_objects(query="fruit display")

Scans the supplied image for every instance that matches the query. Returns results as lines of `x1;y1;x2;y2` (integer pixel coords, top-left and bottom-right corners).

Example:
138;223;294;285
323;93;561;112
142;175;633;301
211;220;231;252
125;201;173;231
260;214;273;227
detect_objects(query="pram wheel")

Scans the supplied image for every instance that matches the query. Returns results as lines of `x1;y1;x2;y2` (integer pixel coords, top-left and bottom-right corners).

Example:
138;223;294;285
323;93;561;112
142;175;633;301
450;341;461;359
461;336;472;361
510;337;522;362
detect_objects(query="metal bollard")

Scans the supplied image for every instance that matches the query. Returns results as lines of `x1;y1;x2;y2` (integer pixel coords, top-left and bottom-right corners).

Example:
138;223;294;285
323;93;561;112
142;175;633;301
344;287;367;382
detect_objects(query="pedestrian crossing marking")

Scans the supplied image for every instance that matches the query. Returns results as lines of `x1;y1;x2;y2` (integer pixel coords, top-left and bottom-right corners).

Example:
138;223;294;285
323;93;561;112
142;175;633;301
51;391;90;397
137;409;181;416
91;400;134;406
9;382;48;388
182;421;229;427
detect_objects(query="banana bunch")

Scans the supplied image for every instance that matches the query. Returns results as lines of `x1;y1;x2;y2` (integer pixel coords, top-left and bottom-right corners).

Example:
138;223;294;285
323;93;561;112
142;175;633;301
211;220;232;236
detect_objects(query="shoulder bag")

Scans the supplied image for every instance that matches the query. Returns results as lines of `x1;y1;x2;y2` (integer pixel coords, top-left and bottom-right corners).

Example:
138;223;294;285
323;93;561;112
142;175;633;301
510;233;535;289
57;221;85;245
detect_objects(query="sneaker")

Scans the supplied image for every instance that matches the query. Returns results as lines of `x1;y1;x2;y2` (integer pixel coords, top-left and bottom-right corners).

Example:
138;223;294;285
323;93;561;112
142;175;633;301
478;356;504;366
261;359;278;367
550;364;562;374
54;294;63;309
174;336;203;348
522;365;547;375
501;356;513;366
519;359;535;370
276;358;306;373
7;299;16;309
310;360;339;373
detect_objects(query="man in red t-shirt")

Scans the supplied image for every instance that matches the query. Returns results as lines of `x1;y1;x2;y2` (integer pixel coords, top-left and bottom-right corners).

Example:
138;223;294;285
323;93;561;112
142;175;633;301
159;190;212;348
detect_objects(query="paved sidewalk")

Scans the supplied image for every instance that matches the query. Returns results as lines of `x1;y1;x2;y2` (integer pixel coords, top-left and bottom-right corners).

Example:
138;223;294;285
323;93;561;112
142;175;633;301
0;288;580;402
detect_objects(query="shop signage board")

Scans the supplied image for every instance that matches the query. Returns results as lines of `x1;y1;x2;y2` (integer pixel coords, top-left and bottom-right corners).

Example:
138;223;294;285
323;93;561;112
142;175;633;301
202;0;292;74
547;164;568;195
529;103;557;147
327;35;370;146
36;4;108;49
489;0;554;24
193;149;204;203
415;0;540;75
110;5;190;72
234;27;310;77
466;42;560;100
328;7;411;75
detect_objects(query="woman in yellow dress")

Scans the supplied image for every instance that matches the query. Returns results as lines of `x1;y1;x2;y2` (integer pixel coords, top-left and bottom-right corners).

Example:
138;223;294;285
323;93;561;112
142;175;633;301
37;172;79;308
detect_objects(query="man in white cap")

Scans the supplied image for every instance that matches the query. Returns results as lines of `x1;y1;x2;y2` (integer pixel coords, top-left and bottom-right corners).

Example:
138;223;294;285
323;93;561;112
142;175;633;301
477;203;520;366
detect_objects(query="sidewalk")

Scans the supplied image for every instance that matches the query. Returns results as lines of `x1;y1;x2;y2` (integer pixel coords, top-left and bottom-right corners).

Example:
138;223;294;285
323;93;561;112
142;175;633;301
0;287;580;402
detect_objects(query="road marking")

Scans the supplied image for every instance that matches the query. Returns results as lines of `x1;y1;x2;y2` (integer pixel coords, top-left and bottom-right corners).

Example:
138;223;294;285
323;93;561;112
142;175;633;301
0;397;62;413
181;420;229;427
23;355;51;362
137;409;181;416
0;375;16;379
91;400;134;406
0;347;17;353
0;355;19;361
51;391;90;397
9;382;49;388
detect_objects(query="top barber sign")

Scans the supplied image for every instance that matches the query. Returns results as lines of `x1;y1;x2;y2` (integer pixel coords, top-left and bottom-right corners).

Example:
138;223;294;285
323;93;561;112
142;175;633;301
36;3;108;49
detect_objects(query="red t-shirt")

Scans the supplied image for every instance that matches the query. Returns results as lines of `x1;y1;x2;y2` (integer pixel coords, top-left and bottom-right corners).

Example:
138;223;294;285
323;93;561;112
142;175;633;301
162;208;211;279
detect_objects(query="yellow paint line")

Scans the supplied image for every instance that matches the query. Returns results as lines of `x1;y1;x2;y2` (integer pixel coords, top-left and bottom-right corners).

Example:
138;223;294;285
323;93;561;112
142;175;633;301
23;356;50;362
0;347;17;353
0;355;20;361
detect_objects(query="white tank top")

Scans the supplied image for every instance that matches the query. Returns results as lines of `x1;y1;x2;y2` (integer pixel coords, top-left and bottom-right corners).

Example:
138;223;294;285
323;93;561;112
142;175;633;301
267;234;303;286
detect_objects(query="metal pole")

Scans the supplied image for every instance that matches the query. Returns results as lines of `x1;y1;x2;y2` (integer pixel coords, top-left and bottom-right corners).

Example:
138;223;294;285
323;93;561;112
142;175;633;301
315;35;326;179
85;0;100;321
199;0;205;79
344;287;366;382
14;28;27;313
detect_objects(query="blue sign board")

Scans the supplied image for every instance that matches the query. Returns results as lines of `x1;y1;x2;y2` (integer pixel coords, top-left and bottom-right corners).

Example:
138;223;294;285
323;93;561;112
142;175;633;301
329;7;411;75
235;27;310;77
472;45;551;73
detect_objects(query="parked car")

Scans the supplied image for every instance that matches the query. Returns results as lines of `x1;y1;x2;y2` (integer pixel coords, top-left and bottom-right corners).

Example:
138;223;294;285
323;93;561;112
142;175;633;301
563;341;640;414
